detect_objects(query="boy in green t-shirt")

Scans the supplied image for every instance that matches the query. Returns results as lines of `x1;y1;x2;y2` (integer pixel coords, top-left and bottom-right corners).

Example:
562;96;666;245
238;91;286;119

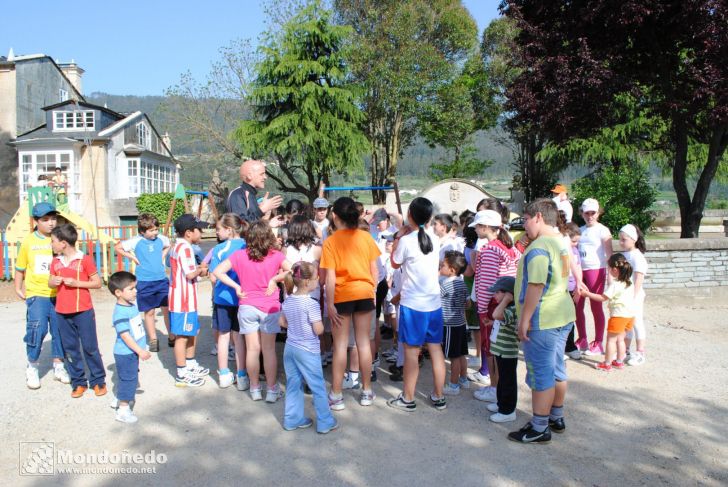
14;202;69;389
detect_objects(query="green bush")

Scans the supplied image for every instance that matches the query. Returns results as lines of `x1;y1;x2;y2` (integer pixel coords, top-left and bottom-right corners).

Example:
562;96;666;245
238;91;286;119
136;193;185;231
571;164;657;236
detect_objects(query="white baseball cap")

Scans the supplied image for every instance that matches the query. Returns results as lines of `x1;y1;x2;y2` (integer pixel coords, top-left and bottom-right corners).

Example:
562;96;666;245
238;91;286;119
581;198;600;213
469;210;502;228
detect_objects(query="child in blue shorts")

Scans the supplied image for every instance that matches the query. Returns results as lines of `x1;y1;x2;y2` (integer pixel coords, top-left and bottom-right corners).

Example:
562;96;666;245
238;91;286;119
109;271;151;423
115;213;171;352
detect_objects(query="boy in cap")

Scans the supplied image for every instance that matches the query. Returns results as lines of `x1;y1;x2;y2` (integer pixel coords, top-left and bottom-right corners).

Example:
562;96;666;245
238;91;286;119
15;202;70;389
550;184;573;223
311;197;330;242
169;214;210;387
486;276;519;423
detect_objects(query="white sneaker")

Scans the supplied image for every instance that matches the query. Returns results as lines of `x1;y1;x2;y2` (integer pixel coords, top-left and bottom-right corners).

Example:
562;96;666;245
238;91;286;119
467;356;481;368
567;349;582;360
627;352;646;366
474;386;497;402
489;411;516;423
218;371;235;389
443;383;461;396
486;402;500;412
236;374;250;391
53;363;71;384
210;344;218;356
342;372;361;390
467;371;490;385
186;361;210;377
250;387;263;401
458;377;471;389
265;384;283;403
115;407;138;424
26;364;40;390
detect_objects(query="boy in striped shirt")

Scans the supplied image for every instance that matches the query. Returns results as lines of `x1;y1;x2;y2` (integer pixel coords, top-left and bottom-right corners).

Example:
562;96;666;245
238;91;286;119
486;276;518;423
440;251;470;396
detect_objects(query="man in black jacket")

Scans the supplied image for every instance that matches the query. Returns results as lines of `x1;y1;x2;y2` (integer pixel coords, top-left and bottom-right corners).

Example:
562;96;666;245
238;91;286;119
226;159;283;225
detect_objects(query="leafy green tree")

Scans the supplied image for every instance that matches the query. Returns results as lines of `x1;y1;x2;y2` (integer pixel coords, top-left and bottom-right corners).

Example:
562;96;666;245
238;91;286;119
234;1;369;202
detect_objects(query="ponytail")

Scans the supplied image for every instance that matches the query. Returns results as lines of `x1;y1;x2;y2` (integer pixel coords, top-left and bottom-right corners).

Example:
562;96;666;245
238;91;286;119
635;228;646;254
417;226;433;254
408;197;434;255
608;253;632;287
496;227;513;248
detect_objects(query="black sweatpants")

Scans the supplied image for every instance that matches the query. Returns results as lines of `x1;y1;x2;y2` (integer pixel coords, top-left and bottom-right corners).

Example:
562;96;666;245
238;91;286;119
494;355;518;415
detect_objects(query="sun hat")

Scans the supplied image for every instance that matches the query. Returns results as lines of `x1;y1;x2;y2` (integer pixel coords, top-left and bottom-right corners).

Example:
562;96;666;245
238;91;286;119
581;198;600;213
469;210;502;228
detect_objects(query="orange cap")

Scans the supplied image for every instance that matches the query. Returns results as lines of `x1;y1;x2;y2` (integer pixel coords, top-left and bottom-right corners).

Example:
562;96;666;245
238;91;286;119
551;184;567;194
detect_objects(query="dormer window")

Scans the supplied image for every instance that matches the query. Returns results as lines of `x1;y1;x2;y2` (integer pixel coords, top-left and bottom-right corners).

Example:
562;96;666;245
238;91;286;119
136;122;150;149
54;110;94;131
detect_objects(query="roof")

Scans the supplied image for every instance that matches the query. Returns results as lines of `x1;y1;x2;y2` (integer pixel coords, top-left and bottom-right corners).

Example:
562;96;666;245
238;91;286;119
0;53;85;102
97;111;143;137
42;100;122;118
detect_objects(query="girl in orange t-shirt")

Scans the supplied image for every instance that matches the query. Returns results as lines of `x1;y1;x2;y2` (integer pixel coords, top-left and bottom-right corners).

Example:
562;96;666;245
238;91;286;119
320;197;380;411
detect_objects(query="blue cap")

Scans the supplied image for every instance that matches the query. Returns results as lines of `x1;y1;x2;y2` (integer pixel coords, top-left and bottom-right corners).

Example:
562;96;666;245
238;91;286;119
32;202;59;218
488;276;515;294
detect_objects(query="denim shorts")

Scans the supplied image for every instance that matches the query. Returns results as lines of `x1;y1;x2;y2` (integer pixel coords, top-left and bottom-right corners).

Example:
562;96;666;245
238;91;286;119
523;323;574;391
398;305;444;346
237;305;281;335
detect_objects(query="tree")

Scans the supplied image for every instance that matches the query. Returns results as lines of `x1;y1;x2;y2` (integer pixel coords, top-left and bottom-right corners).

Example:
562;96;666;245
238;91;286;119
234;1;369;202
502;0;728;237
334;0;478;202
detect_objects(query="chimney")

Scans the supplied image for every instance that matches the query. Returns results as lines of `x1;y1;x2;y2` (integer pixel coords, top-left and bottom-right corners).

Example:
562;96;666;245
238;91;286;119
58;59;84;95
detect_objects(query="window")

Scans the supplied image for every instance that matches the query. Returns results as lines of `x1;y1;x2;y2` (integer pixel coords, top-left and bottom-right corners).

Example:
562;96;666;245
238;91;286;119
53;110;95;131
127;159;175;196
59;88;69;102
136;122;150;149
127;159;139;195
18;152;72;195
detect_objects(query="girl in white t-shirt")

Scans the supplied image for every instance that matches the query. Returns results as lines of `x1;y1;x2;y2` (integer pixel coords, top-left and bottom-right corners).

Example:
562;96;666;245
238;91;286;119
576;198;613;356
387;197;447;412
619;224;648;366
432;213;465;263
579;253;635;372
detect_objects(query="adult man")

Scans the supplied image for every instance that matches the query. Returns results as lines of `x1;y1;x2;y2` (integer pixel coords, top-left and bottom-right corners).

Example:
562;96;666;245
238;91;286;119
226;160;283;225
551;184;573;223
510;198;575;444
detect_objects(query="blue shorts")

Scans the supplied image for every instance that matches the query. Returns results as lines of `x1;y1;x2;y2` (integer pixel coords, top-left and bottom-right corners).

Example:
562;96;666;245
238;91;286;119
170;311;200;337
136;279;169;312
212;304;239;332
398;305;443;346
523;323;573;391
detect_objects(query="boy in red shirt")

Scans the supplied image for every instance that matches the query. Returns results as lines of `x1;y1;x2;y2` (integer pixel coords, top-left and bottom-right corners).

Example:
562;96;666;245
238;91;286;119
49;224;106;398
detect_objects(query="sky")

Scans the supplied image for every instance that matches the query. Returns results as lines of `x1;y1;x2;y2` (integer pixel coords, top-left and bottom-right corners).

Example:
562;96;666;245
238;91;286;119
1;0;501;96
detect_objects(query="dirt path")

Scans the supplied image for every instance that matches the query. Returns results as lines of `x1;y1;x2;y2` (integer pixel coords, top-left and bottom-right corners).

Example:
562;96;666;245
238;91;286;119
0;282;726;486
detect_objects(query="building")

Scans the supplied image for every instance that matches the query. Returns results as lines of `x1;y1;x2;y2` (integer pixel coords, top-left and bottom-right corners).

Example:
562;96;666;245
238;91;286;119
0;49;84;225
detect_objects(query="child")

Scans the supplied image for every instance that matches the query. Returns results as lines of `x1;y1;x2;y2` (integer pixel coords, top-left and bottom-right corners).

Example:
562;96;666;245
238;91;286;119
487;276;518;423
320;198;380;410
432;213;464;263
109;271;151;423
580;253;635;371
213;220;292;402
209;214;249;389
387;197;447;412
619;224;648;365
440;251;470;396
14;202;69;389
49;224;106;398
563;223;583;360
115;213;172;352
311;197;330;242
280;262;338;434
169;214;210;387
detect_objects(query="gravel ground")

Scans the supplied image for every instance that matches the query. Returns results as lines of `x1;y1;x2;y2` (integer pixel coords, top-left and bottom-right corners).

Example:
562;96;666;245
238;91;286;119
0;283;726;487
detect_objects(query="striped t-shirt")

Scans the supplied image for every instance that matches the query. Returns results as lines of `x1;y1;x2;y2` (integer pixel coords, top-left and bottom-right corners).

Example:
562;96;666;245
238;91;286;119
440;277;467;327
491;305;518;358
168;240;198;313
282;295;322;354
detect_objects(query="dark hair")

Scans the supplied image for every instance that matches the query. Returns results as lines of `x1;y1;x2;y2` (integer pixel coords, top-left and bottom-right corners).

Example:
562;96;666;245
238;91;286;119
51;224;77;246
433;213;455;233
218;213;247;238
285;199;305;217
354;201;365;216
443;250;467;275
459;209;474;229
38;174;47;181
357;218;370;231
55;167;62;172
462;216;478;248
608;253;633;287
523;198;559;227
407;197;434;254
283;261;318;294
286;215;317;249
137;213;160;234
245;221;277;262
108;271;136;295
477;198;509;224
631;226;646;254
564;222;581;239
332;197;360;229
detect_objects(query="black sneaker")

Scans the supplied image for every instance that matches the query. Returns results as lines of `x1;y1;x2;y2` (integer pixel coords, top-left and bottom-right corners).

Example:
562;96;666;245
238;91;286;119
387;394;416;412
389;366;403;382
429;393;447;411
388;363;400;374
508;422;552;444
549;417;566;433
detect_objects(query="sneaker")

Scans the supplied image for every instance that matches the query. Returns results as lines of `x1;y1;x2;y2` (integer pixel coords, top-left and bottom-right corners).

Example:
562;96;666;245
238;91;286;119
148;339;159;353
583;341;604;356
387;393;416;412
317;420;339;434
26;364;41;390
115;407;138;424
93;384;108;396
265;384;283;403
328;393;345;411
342;372;361;390
594;362;612;372
467;371;490;385
359;389;376;406
467;356;481;368
228;349;236;361
219;371;235;389
371;370;378;382
381;347;397;358
627;352;646;366
611;360;625;370
71;385;88;398
186;361;210;377
389;366;403;382
566;349;582;360
508;422;552;443
320;354;327;367
236;374;250;391
109;397;135;410
210;344;218;356
443;383;461;396
575;337;589;352
549;417;566;433
53;364;71;384
474;386;497;402
325;351;333;364
372;354;381;367
429;393;447;411
490;411;517;423
486;402;500;413
385;354;398;364
175;373;205;387
250;387;263;401
168;336;176;348
284;417;313;431
458;377;471;390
